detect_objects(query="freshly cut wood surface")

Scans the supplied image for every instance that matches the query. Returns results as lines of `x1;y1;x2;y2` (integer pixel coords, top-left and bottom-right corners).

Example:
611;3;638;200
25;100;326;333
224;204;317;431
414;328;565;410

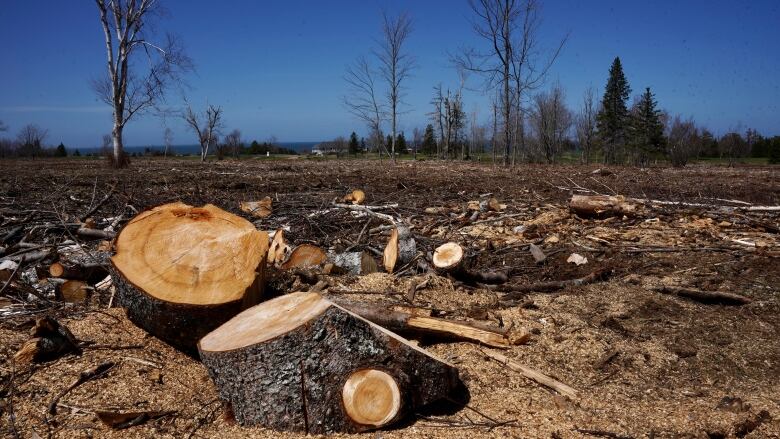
569;194;638;216
342;369;401;427
280;244;327;270
267;228;290;267
110;202;268;351
239;196;272;218
433;242;464;271
343;189;366;205
199;291;461;433
383;225;415;273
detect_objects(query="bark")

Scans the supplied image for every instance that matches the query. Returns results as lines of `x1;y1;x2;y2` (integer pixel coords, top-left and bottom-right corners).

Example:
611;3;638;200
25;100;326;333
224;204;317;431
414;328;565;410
383;225;416;273
198;292;461;433
569;194;639;217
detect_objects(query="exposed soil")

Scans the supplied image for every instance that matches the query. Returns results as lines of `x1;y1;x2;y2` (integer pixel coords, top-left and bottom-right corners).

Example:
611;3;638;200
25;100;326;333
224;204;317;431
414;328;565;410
1;157;778;438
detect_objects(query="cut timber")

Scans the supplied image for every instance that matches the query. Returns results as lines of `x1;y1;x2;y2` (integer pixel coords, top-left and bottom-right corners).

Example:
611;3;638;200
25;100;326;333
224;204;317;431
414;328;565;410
342;189;366;205
432;242;508;285
198;291;461;433
239;197;273;218
110;202;268;352
569;194;638;217
48;256;108;283
383;225;415;273
267;229;291;267
329;251;378;275
57;280;89;303
340;301;510;348
280;244;327;270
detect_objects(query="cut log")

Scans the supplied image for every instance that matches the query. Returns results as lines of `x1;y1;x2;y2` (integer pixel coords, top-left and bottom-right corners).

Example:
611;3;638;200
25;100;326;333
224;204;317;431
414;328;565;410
198;291;461;433
239;197;273;218
342;189;366;205
432;242;508;285
329;251;378;275
383;225;415;273
267;228;291;267
48;255;108;283
280;244;327;270
339;301;510;348
110;202;268;352
569;194;638;217
57;279;89;303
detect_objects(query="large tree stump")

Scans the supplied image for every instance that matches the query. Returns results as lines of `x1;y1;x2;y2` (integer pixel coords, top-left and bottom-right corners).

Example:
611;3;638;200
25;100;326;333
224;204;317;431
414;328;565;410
198;291;461;433
110;202;268;352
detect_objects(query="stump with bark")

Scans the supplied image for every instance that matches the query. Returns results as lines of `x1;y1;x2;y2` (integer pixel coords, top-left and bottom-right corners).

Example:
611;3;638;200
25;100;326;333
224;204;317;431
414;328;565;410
110;202;268;352
433;242;508;284
383;225;415;273
198;291;461;433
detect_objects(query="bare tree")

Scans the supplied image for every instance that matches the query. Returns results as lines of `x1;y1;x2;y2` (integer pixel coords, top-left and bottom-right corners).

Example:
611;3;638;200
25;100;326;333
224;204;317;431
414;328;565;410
93;0;192;167
530;83;572;163
224;129;242;158
0;120;7;132
455;0;565;166
575;87;598;163
666;115;698;167
376;12;414;164
344;56;387;158
16;124;48;158
183;102;223;162
163;127;174;157
411;126;422;159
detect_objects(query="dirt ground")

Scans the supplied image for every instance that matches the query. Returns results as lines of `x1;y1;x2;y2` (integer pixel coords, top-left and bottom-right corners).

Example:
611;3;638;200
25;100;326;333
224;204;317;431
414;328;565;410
1;157;779;438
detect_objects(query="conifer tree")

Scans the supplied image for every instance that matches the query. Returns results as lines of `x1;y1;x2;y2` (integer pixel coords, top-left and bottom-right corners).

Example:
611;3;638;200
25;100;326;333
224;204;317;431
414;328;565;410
348;132;360;155
631;87;665;165
422;124;436;155
55;142;68;157
597;57;631;164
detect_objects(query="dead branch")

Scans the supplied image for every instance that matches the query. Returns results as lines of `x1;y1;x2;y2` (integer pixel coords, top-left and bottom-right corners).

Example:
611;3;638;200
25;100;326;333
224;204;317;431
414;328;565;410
482;350;578;399
651;285;752;305
48;361;115;415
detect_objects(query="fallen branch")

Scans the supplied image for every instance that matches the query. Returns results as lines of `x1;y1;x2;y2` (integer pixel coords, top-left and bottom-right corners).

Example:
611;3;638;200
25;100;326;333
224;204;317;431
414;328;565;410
482;350;578;399
651;285;752;305
48;361;115;415
498;268;612;301
339;301;510;348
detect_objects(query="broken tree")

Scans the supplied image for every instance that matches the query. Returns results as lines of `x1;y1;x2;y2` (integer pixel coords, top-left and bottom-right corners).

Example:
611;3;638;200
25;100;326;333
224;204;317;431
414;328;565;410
110;202;268;351
198;291;462;433
383;225;415;273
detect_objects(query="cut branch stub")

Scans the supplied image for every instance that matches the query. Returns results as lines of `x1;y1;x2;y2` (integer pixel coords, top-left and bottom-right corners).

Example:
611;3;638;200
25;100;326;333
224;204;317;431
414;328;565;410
267;228;291;267
110;202;268;352
383;225;415;273
198;291;461;433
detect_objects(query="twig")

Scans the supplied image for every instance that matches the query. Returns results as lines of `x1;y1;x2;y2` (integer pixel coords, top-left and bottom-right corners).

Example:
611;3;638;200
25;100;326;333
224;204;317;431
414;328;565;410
498;268;612;301
48;361;115;415
80;181;118;222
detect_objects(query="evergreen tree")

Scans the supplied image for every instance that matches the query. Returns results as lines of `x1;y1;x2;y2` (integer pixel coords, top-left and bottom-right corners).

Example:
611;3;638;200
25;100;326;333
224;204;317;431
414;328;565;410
396;132;407;154
769;136;780;164
422;124;436;155
597;57;631;164
74;149;81;157
348;132;360;155
55;142;68;157
360;137;366;154
631;87;665;165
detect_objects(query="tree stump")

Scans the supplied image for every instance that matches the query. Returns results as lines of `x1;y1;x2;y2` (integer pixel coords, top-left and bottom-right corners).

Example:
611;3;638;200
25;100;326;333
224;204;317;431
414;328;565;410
198;291;461;433
110;202;268;352
433;242;507;284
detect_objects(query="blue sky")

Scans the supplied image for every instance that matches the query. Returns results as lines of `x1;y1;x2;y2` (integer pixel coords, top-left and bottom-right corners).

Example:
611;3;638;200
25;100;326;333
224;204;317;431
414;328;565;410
1;0;779;147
